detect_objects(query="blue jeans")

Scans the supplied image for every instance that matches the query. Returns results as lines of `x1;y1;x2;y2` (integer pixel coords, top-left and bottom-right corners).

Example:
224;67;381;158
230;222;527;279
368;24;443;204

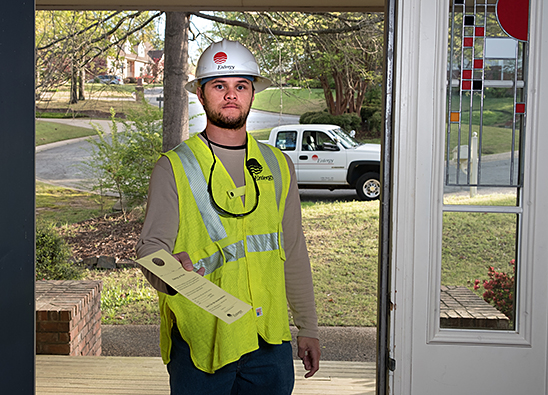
167;326;295;395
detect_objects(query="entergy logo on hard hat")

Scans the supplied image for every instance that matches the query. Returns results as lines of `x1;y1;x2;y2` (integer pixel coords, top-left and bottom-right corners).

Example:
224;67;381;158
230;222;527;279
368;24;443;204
213;52;228;64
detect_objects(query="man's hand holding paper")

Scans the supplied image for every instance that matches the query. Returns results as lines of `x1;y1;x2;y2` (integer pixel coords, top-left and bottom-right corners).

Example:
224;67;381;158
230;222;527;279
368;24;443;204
172;251;205;276
137;249;251;325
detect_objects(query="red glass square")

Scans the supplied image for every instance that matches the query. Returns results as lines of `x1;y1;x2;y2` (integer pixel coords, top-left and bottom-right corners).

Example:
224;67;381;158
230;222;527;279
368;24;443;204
464;37;474;47
462;69;472;79
475;27;485;37
516;103;526;114
474;59;484;69
462;80;472;90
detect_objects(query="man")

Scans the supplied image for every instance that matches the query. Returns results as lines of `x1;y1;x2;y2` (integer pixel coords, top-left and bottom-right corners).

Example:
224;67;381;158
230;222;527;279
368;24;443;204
137;39;320;394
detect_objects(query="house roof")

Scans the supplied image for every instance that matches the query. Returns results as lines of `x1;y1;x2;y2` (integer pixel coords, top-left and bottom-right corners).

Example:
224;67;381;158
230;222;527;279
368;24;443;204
119;42;163;65
148;50;164;61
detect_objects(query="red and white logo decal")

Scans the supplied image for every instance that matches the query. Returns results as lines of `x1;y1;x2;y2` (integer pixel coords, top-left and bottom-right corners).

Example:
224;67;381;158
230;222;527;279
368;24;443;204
312;155;319;161
213;52;228;64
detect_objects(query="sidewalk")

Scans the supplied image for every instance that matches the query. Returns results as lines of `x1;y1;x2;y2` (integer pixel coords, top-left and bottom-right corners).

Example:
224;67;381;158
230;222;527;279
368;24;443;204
102;325;377;362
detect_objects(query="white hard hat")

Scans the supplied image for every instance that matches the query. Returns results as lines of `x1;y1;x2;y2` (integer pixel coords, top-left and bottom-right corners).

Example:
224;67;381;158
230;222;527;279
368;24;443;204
185;39;271;94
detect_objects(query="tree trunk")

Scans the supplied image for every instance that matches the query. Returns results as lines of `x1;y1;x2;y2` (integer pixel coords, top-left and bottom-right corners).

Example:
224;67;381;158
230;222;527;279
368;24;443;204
354;79;368;115
319;75;335;115
162;12;189;152
70;61;78;104
78;68;85;101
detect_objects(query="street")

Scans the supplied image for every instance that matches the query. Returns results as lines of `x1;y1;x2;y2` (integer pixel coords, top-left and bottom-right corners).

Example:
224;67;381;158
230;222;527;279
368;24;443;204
36;88;517;200
36;88;299;192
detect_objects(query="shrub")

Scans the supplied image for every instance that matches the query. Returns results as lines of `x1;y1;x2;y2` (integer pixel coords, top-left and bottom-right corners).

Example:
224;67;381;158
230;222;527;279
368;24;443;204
364;84;382;104
360;104;380;124
36;224;83;281
300;110;361;132
333;113;361;132
474;259;515;319
299;111;320;124
82;104;163;214
368;110;383;135
307;111;335;125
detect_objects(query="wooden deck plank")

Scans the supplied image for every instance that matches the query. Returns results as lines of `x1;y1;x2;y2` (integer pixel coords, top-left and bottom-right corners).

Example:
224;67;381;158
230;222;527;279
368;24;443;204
37;356;375;395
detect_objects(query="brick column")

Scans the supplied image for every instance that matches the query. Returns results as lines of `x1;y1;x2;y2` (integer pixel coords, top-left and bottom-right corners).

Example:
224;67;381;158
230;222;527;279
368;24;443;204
36;280;103;356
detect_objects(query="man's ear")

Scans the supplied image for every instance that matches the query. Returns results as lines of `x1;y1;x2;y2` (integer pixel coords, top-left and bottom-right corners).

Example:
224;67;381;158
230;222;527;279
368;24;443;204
196;86;205;105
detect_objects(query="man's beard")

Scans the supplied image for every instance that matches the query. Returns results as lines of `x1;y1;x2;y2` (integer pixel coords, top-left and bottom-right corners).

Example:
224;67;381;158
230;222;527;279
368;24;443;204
202;96;252;130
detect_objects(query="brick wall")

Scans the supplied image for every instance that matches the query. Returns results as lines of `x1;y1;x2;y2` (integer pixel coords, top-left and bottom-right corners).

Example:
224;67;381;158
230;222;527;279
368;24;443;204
36;280;102;356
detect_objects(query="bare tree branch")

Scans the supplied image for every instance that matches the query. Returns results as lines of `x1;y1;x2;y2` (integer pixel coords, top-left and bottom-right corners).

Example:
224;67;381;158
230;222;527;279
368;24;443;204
77;12;163;66
190;11;373;37
37;11;124;51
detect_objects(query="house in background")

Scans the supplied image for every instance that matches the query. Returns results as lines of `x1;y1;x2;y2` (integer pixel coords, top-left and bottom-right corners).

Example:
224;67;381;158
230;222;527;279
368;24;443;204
107;41;164;83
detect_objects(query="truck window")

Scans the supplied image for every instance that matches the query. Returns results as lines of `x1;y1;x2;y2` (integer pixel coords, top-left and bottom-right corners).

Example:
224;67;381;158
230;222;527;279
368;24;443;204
303;131;317;151
316;132;338;151
275;131;297;151
303;131;338;151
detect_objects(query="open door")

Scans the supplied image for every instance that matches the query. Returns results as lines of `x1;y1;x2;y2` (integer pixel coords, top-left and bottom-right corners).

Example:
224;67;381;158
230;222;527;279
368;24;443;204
389;0;548;393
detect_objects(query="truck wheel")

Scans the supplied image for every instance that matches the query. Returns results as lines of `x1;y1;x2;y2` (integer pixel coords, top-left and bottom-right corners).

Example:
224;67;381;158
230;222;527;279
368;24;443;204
356;172;381;201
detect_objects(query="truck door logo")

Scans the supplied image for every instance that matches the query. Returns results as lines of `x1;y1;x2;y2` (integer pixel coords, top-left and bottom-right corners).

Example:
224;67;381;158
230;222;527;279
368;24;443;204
311;155;334;164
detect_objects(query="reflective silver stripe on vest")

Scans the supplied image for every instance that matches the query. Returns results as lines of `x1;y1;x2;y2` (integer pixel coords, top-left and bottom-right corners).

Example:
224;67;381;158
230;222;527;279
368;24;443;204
246;232;281;253
257;142;283;209
173;143;227;242
193;240;245;275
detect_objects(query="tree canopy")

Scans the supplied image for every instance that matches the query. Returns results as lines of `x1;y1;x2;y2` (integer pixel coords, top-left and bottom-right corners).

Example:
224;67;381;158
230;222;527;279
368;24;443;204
197;12;384;116
36;10;163;103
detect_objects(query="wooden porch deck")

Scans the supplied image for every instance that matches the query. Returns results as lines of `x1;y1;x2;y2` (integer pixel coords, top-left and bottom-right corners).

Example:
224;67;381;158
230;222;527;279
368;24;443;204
37;355;375;394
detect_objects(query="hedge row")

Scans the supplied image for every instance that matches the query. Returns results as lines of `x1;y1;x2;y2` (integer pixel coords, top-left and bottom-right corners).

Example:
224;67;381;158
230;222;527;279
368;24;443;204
299;105;382;134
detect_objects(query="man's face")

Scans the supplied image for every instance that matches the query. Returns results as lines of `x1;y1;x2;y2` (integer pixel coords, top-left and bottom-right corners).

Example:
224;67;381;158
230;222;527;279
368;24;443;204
197;77;255;130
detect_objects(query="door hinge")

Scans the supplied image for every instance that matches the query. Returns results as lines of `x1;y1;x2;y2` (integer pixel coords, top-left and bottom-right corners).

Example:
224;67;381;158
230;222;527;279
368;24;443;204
388;358;396;371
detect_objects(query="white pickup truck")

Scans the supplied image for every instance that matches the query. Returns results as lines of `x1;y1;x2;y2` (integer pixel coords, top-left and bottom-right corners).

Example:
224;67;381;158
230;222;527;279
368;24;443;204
261;124;381;200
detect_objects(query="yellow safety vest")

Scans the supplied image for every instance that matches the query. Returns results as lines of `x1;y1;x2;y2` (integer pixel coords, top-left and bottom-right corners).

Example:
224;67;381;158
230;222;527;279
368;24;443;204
158;134;292;373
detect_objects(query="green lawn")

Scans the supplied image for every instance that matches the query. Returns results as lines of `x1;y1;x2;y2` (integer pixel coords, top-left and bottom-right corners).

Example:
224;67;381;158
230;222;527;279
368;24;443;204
442;194;517;289
252;87;326;115
36;178;516;327
447;95;520;156
36;181;116;226
36;121;97;146
35;87;519;327
447;124;520;156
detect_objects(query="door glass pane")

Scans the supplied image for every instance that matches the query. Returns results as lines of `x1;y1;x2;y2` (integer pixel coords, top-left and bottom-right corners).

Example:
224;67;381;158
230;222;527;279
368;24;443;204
440;211;517;330
444;0;528;205
441;0;529;331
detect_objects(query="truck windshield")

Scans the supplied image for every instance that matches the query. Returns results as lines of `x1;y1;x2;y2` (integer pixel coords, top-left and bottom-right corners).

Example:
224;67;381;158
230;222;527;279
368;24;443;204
332;127;360;148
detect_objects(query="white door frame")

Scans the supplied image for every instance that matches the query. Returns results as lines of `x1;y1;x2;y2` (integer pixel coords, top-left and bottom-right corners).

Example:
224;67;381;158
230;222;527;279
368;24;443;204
389;0;548;393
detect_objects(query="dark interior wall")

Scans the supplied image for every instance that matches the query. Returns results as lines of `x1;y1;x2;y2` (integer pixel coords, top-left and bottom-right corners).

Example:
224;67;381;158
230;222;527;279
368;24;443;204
0;2;36;393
